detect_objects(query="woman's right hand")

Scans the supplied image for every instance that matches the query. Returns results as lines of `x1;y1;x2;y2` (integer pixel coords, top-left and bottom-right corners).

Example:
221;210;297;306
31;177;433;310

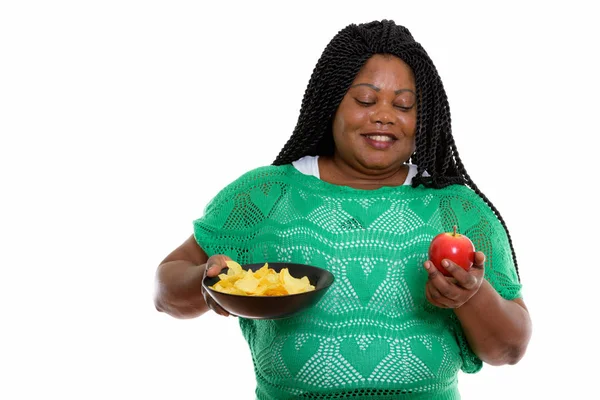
201;254;233;317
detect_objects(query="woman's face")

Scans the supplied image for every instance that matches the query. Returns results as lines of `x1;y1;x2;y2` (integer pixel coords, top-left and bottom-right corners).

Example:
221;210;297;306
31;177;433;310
331;54;417;175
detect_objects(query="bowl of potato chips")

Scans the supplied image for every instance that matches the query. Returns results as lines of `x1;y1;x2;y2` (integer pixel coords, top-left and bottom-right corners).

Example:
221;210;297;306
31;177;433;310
202;261;334;319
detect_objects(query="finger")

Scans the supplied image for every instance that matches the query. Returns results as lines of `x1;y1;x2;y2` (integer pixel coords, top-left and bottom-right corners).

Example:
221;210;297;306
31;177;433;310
442;259;479;291
205;265;220;277
208;297;230;317
207;254;233;266
205;255;233;276
424;261;461;300
425;284;448;308
201;257;232;317
424;260;443;280
202;288;230;317
427;283;454;308
473;251;486;269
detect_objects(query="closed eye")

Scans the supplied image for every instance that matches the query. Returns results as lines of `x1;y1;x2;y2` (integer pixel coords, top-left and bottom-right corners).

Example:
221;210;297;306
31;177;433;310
355;99;374;106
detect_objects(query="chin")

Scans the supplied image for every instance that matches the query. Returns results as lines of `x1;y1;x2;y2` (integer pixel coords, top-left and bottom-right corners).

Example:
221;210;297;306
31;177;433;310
359;154;400;168
358;159;396;173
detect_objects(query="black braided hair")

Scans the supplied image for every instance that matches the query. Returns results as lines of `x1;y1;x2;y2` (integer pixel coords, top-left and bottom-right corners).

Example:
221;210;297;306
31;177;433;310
272;20;519;280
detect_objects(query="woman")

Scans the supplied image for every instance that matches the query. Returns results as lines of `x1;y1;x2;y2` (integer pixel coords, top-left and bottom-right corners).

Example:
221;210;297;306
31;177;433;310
154;20;532;399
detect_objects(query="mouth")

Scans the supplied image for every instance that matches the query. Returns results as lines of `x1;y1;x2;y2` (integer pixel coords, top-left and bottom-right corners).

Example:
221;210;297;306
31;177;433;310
360;132;398;149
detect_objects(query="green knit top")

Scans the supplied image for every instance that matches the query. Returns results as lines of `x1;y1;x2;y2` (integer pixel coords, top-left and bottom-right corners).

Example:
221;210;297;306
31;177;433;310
193;164;522;400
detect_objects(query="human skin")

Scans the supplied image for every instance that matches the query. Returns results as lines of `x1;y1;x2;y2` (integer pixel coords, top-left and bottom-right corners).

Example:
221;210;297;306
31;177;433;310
154;54;532;365
321;54;531;365
320;54;417;189
154;236;229;318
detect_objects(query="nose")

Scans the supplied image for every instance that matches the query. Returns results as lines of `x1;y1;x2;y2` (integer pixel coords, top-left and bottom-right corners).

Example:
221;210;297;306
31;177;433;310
369;104;395;125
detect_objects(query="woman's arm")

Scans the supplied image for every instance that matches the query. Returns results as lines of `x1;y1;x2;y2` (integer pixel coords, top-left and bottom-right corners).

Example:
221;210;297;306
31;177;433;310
454;279;532;365
424;252;532;366
153;235;211;319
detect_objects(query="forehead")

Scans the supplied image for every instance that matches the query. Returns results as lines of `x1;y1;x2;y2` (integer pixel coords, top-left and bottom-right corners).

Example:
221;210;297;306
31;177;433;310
352;54;415;87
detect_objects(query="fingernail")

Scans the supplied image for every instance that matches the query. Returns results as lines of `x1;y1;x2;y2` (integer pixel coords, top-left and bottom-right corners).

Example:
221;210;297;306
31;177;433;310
441;260;449;268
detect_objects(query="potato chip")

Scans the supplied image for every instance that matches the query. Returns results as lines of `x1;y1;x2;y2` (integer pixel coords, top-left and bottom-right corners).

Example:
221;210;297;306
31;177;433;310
234;272;260;293
226;260;243;276
209;262;316;296
253;263;270;279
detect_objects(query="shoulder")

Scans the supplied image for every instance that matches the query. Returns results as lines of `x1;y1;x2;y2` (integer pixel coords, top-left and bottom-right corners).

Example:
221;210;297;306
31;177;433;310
413;183;484;204
435;185;496;217
197;165;294;228
217;164;293;192
407;184;500;228
203;165;293;209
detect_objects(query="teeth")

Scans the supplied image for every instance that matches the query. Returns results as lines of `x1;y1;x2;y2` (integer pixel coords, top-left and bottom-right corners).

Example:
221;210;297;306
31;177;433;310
366;135;393;142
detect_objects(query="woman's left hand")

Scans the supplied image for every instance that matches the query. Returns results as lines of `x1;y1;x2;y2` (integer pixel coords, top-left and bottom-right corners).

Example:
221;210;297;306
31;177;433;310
424;251;486;309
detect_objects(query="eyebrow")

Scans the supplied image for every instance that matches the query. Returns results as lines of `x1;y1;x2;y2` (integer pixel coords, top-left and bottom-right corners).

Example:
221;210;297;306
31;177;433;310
350;83;416;95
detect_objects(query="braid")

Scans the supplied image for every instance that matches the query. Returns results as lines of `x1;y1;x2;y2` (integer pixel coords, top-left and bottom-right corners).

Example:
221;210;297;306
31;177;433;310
272;20;519;279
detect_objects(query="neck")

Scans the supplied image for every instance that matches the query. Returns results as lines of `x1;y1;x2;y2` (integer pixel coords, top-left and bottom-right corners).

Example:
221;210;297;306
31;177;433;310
320;156;409;189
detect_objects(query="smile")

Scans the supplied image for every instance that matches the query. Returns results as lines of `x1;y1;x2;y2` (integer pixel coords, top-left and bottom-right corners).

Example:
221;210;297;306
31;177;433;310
361;133;398;149
363;134;396;142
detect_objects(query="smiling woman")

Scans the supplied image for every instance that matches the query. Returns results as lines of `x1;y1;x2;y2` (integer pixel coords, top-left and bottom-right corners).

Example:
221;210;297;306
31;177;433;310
154;19;531;400
326;55;417;185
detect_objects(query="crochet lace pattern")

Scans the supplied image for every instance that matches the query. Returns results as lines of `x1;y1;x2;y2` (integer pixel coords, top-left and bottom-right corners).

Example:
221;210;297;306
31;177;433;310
194;165;521;400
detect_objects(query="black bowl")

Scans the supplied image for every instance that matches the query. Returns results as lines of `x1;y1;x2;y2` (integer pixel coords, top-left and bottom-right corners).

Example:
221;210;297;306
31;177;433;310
202;262;334;319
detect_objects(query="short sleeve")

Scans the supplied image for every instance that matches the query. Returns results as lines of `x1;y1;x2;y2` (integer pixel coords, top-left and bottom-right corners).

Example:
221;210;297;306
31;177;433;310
192;165;288;263
440;186;523;373
193;179;244;261
441;187;522;300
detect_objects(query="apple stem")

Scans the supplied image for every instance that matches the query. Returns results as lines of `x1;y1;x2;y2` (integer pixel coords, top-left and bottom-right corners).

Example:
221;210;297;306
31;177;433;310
453;225;457;236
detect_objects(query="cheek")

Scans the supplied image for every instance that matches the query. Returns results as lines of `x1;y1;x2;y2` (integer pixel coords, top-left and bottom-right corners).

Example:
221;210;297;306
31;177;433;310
333;109;368;137
400;112;417;136
331;114;344;139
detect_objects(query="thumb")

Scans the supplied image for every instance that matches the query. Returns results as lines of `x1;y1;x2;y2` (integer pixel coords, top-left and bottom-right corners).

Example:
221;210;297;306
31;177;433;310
472;251;486;270
205;254;232;277
471;251;485;276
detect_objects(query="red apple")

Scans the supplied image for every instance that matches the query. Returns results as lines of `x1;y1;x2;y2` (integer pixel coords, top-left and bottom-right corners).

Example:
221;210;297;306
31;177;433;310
428;225;475;276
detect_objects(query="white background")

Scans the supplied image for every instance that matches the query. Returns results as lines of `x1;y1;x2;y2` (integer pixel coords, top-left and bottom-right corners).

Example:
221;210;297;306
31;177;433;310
1;1;599;399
